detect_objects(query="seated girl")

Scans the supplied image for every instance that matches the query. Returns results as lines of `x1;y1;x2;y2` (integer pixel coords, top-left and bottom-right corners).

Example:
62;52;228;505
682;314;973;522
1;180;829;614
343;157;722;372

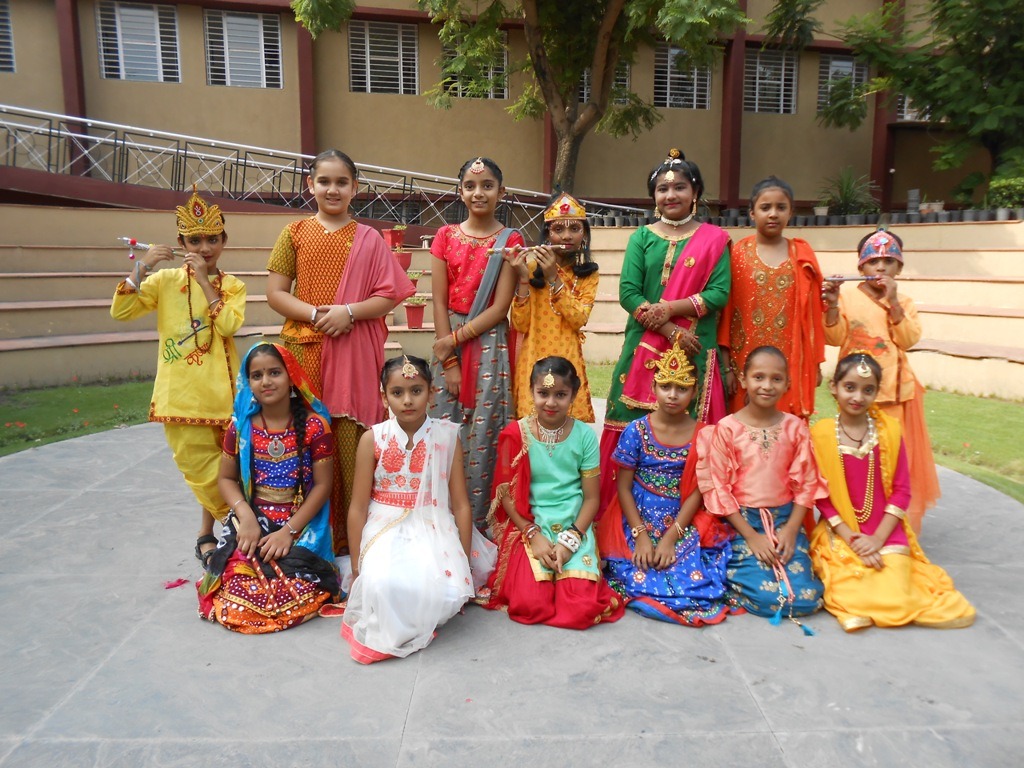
198;343;340;633
810;353;975;631
696;346;826;629
342;355;492;663
600;343;733;626
483;357;624;629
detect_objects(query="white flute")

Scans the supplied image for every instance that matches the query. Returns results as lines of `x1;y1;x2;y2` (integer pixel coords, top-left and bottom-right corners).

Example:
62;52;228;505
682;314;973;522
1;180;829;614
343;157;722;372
825;275;880;283
117;237;187;258
486;244;568;255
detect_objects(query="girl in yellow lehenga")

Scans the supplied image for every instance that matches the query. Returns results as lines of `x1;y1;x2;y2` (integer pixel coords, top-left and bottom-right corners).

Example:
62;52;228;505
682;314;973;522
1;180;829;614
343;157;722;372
810;353;974;632
505;192;599;421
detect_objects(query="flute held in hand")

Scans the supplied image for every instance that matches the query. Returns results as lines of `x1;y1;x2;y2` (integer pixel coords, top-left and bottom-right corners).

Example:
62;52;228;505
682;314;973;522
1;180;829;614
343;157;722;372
487;244;568;255
117;237;186;260
824;275;881;284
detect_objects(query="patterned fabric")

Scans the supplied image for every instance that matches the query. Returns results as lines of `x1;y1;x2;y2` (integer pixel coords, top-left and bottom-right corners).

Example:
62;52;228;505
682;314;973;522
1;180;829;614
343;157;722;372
429;224;522;528
809;414;974;630
603;417;732;625
724;503;823;617
223;415;333;494
721;236;824;418
510;265;598;421
483;419;624;630
824;283;939;530
343;418;486;662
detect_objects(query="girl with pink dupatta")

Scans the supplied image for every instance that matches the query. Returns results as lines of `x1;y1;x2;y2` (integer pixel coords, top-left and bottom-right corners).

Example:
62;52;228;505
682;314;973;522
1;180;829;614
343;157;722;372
266;149;415;554
598;149;731;513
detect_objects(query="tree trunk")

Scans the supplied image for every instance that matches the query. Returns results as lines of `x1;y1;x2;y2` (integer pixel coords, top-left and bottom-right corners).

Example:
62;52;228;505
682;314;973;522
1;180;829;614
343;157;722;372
551;130;586;194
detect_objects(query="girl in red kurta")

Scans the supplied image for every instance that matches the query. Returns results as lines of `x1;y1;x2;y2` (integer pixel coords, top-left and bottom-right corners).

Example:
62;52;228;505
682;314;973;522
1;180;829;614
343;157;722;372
720;177;824;418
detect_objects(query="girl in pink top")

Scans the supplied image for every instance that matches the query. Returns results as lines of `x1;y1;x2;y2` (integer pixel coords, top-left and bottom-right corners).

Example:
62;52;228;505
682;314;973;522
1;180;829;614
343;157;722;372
696;346;826;625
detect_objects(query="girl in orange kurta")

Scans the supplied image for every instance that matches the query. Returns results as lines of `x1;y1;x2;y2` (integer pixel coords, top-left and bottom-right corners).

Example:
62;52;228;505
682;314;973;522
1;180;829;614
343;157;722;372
507;192;599;422
720;177;824;418
266;149;415;553
821;229;939;532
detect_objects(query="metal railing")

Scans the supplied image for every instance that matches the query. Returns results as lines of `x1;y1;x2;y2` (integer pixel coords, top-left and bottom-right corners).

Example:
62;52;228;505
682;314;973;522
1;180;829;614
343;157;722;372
0;104;647;237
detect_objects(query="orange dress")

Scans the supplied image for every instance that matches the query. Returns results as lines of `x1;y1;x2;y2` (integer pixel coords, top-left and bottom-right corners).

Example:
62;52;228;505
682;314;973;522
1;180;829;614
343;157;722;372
824;283;939;531
510;264;598;421
719;236;824;418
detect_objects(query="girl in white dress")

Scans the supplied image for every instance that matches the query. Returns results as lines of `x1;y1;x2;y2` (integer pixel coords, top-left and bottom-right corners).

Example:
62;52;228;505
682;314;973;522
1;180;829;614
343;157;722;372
342;355;494;663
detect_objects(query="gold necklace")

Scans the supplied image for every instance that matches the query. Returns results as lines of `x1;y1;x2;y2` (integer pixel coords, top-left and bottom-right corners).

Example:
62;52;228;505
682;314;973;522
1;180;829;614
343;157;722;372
836;416;875;524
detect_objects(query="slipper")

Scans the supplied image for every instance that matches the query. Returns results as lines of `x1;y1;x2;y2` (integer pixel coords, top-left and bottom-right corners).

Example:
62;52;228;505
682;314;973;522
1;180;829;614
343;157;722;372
195;534;218;563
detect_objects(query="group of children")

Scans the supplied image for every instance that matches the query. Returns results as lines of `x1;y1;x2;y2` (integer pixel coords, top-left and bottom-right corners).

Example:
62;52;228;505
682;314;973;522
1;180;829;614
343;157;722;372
111;147;974;663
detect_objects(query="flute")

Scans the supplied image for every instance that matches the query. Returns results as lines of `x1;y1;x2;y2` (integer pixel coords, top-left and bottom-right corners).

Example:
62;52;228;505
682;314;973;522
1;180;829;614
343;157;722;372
486;244;568;255
824;275;881;283
117;237;186;260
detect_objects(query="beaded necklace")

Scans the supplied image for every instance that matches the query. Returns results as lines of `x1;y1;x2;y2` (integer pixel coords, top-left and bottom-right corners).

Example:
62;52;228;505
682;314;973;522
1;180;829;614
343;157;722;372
184;267;220;354
534;414;570;457
836;415;878;524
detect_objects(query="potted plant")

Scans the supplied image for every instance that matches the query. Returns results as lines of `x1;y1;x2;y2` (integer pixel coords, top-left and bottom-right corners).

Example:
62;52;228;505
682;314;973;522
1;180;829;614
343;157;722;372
403;295;429;329
381;224;407;250
406;270;423;290
989;177;1024;221
818;168;880;225
393;249;412;271
813;201;829;225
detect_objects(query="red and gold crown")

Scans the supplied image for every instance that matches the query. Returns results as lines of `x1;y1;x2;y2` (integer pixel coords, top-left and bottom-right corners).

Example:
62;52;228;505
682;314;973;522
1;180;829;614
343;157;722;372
543;192;587;223
646;342;696;387
175;188;225;237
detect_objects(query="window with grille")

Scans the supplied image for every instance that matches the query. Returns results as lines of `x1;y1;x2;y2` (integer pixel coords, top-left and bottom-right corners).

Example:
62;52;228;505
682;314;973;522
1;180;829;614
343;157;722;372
817;54;867;111
0;0;14;73
349;20;418;95
654;44;710;109
897;93;930;122
96;1;179;82
579;61;631;104
442;32;507;99
743;48;797;114
205;11;281;88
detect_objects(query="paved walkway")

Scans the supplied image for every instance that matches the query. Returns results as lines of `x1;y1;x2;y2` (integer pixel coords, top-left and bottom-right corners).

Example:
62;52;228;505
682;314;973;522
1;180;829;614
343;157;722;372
1;418;1022;767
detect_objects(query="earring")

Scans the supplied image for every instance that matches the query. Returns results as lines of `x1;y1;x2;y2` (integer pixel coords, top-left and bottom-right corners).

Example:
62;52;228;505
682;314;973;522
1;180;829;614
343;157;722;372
691;199;698;216
654;206;660;217
290;389;297;399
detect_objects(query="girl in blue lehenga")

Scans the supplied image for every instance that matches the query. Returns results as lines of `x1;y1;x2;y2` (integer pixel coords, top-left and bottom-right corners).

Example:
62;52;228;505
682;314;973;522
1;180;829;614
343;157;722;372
599;344;733;626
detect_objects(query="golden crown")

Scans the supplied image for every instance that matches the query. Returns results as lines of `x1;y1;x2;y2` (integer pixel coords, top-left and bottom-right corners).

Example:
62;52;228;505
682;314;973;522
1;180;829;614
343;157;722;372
646;342;696;387
175;189;225;237
543;193;587;222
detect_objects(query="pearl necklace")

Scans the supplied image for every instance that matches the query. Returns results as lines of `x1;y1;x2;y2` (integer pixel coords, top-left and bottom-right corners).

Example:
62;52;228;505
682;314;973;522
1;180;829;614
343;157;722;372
535;414;569;457
660;212;695;229
836;415;877;524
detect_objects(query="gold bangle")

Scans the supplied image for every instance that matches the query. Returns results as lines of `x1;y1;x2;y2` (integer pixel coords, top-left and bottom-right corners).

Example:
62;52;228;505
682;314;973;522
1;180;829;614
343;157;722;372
630;524;646;538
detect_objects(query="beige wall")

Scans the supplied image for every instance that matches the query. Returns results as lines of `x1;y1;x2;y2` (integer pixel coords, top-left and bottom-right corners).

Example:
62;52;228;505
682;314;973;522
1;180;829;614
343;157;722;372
312;23;545;190
76;1;302;152
746;0;881;35
1;0;65;112
890;129;991;207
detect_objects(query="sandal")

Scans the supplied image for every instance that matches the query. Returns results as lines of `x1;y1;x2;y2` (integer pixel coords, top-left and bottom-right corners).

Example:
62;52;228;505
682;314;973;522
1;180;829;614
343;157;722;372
195;534;218;563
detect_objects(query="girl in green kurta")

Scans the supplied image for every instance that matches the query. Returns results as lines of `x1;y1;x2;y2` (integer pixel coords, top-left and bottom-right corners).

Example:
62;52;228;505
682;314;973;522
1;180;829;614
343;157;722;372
598;149;731;513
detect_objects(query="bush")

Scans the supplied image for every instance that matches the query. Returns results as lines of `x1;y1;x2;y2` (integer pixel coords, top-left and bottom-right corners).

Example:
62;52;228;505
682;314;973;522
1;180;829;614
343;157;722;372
818;167;880;215
988;178;1024;208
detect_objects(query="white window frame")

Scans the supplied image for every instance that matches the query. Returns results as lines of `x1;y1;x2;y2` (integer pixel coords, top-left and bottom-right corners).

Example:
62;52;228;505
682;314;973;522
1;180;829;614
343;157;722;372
96;1;179;83
349;20;418;95
817;54;868;112
580;61;631;104
442;31;507;99
654;44;711;110
204;10;282;88
0;0;14;73
897;93;930;122
744;47;797;114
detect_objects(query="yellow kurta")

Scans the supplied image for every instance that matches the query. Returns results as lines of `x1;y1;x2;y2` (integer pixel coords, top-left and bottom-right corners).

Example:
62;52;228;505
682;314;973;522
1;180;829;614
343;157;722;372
510;265;598;422
111;267;245;518
823;283;939;530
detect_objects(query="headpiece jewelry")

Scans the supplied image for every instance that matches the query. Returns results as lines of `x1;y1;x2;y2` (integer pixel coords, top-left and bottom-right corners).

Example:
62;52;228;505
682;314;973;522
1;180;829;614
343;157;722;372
858;227;903;266
542;370;556;388
543;192;587;223
646;342;696;387
650;148;686;184
468;158;486;175
401;355;418;379
856;354;873;379
175;187;224;238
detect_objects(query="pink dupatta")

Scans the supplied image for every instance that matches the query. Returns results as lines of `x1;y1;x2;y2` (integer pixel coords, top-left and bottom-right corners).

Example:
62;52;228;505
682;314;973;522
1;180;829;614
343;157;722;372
320;224;416;427
621;223;729;423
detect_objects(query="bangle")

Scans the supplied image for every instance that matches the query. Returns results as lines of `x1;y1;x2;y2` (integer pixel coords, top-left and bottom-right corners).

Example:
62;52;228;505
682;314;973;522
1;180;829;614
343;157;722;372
549;281;564;296
556;530;581;554
230;498;245;511
464;319;479;339
630;524;646;539
674;521;685;539
310;306;318;323
345;303;355;322
688;294;707;319
521;523;541;544
124;275;138;291
442;354;459;370
286;522;301;537
568;523;583;539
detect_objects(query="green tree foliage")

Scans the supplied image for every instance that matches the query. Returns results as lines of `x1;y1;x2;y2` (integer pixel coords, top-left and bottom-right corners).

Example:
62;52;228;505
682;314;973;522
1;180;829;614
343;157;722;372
291;0;748;192
805;0;1024;177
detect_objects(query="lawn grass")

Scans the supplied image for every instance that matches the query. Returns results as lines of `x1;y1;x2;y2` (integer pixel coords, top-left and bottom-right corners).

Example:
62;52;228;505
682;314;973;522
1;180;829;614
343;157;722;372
3;369;1021;506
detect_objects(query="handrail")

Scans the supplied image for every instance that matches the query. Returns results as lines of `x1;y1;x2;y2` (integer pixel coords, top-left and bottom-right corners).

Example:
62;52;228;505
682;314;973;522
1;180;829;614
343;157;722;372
0;104;647;235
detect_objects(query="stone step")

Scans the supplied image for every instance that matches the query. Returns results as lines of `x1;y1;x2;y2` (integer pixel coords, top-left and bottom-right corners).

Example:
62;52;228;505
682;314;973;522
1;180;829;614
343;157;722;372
916;305;1024;348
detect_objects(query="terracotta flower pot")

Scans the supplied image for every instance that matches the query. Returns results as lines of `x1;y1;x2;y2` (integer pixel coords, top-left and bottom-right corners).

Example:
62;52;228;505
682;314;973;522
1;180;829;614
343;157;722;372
404;303;426;329
381;229;405;250
393;250;412;271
